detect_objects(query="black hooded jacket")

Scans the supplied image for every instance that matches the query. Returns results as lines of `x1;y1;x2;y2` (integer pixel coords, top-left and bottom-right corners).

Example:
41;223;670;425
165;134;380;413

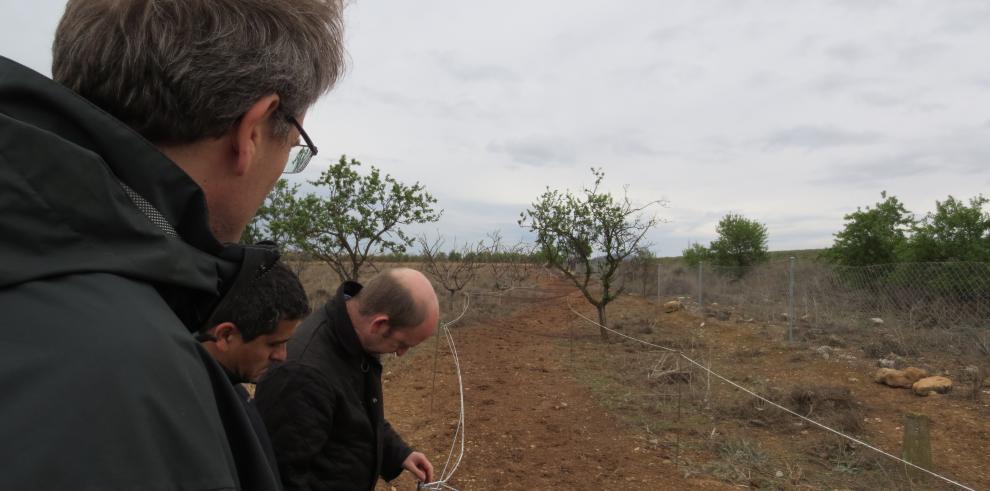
255;282;413;491
0;56;279;490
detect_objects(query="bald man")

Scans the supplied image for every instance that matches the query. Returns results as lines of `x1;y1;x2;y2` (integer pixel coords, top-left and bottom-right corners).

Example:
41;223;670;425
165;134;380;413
256;268;438;490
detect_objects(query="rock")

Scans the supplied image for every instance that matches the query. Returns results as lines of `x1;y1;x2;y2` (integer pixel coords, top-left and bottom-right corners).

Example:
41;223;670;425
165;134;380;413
870;317;884;325
878;358;897;368
874;368;910;388
913;376;953;396
663;300;682;313
813;346;832;359
874;367;929;389
902;367;929;381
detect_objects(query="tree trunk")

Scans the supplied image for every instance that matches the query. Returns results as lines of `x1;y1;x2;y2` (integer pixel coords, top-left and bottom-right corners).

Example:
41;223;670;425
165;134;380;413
596;304;609;342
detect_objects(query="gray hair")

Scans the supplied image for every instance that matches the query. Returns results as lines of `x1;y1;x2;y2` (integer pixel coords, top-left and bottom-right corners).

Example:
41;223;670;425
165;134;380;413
53;0;345;145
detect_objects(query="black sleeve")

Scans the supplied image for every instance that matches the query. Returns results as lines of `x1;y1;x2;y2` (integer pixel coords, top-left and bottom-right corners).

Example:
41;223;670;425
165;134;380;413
380;419;413;481
255;364;334;491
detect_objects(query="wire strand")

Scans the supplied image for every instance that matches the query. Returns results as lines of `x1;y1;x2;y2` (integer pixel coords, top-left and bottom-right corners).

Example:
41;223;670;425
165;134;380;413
421;292;470;491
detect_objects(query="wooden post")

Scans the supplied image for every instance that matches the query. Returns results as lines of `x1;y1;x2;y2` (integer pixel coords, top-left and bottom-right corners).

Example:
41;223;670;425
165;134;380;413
674;376;683;467
902;413;932;483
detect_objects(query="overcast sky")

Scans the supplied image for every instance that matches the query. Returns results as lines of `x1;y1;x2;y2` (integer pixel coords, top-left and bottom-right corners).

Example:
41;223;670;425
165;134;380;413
3;1;989;256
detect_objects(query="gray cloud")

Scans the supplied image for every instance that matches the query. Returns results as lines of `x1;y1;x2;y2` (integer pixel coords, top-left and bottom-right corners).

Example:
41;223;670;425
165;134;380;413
854;90;905;108
897;42;950;66
936;4;990;34
810;153;940;188
825;42;870;63
589;130;666;158
358;86;496;121
488;136;578;167
649;25;687;45
361;87;416;108
810;73;877;95
766;126;884;150
431;52;518;84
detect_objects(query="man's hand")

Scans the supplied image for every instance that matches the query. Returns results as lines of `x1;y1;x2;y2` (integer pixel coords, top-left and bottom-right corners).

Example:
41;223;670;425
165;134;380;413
402;451;434;483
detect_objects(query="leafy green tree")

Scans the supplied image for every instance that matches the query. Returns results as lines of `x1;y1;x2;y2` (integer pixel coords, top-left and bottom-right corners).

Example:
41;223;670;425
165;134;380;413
905;195;990;262
825;191;914;266
296;156;442;282
240;179;304;247
681;242;710;269
709;213;769;271
519;168;665;340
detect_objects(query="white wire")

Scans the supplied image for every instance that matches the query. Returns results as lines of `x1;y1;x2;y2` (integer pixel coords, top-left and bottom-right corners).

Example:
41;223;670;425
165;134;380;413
421;293;470;491
438;324;466;481
566;297;977;491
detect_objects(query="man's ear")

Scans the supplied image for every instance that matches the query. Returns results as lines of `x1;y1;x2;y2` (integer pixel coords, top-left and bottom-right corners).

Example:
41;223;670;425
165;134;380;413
369;315;391;336
232;94;281;176
212;322;242;351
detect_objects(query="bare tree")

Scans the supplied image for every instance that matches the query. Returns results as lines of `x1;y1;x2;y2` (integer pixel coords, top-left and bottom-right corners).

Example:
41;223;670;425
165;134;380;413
419;234;483;303
507;241;539;288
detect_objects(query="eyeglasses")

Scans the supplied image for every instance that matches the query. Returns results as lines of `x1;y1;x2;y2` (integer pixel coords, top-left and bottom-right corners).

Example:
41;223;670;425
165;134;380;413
285;116;318;174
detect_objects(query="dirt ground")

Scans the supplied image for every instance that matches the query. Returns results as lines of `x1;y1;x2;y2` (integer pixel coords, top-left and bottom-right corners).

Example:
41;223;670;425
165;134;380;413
348;272;989;490
376;281;731;491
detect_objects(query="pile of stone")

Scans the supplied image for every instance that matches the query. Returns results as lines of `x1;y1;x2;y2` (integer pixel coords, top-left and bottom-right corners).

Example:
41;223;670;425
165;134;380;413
874;367;953;397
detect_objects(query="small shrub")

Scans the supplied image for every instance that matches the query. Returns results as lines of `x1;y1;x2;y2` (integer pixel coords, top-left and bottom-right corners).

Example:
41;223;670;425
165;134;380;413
787;385;864;434
861;336;918;358
707;437;771;487
808;440;884;475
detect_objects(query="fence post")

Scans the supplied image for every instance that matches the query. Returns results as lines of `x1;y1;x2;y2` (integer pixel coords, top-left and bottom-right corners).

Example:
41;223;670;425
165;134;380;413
903;413;932;484
698;261;704;311
656;263;662;305
788;257;795;343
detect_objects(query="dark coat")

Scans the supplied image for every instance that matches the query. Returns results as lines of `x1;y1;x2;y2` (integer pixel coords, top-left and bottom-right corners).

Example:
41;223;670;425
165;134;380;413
234;383;283;487
0;56;279;490
256;282;413;491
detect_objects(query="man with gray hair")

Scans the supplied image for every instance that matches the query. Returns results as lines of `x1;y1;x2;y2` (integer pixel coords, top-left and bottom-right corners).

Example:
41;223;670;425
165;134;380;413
256;268;439;490
0;1;344;489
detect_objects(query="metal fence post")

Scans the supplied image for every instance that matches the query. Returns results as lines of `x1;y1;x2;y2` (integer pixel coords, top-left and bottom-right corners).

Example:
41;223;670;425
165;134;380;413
698;261;704;311
788;257;795;343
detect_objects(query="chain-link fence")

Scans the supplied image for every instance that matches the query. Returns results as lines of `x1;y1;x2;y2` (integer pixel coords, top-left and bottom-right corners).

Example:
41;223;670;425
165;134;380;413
628;260;990;340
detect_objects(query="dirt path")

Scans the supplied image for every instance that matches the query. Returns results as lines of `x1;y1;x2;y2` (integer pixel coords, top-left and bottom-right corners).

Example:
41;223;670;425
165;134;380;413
378;282;729;490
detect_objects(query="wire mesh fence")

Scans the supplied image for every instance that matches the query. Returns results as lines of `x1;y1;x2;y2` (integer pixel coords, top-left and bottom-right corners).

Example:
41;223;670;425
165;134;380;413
627;259;990;337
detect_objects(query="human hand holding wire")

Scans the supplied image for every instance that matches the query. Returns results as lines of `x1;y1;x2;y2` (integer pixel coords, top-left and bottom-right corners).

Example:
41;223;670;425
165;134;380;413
403;451;434;483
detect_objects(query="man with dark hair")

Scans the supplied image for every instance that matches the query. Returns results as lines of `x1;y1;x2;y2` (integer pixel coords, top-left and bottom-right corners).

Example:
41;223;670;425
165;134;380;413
199;261;311;485
0;1;344;489
200;261;312;384
256;268;439;490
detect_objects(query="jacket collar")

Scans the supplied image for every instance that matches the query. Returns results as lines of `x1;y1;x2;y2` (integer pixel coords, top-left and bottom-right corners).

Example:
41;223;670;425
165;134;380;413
327;281;375;362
